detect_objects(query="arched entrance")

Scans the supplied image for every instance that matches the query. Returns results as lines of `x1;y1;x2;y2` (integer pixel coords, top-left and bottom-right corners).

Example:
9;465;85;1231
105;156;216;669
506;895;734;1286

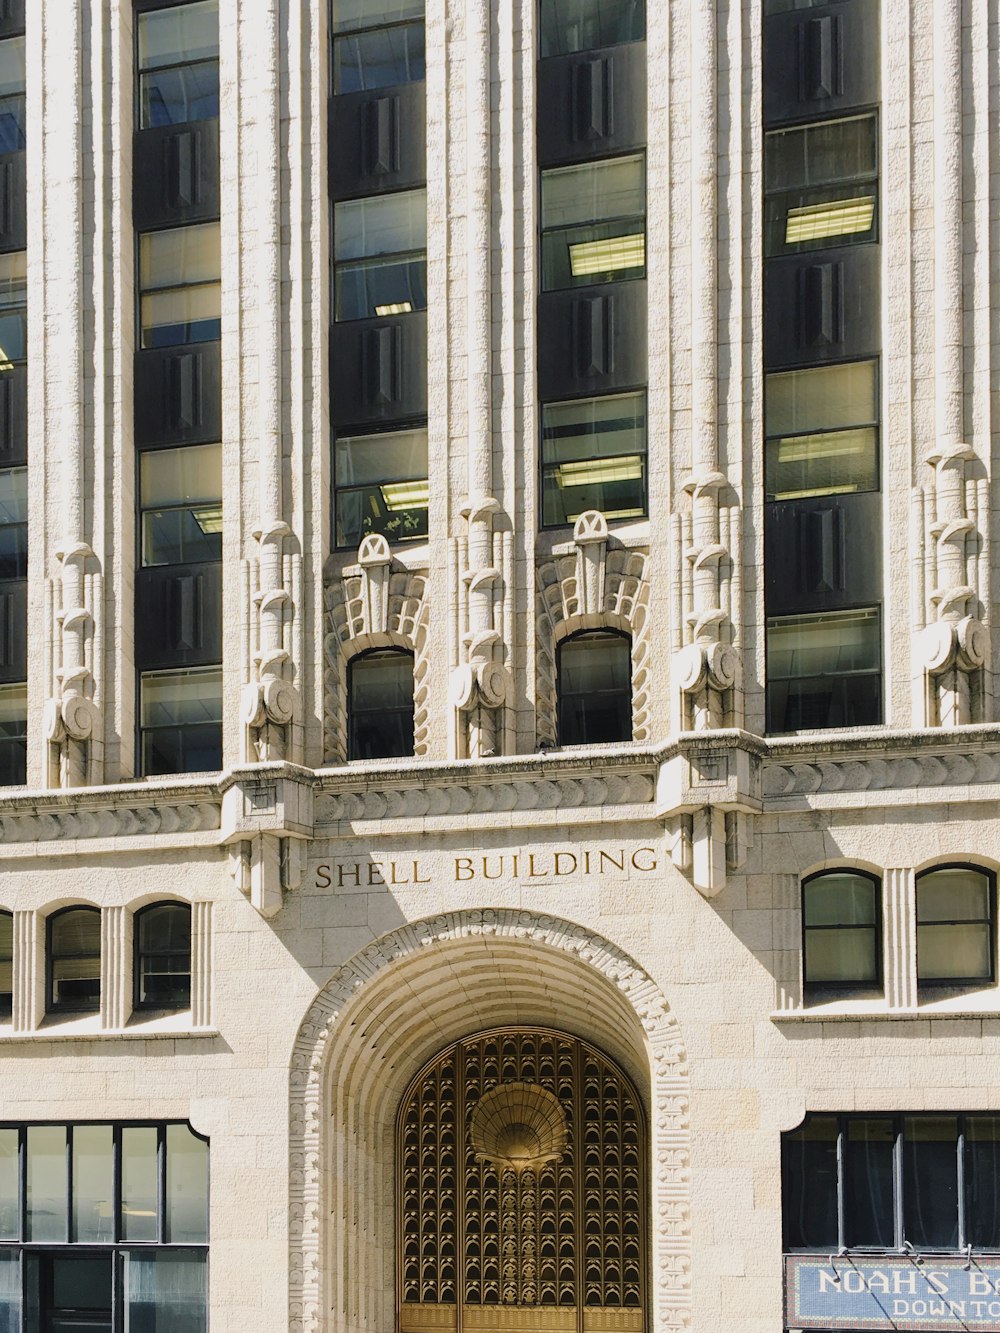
289;910;689;1333
397;1027;647;1333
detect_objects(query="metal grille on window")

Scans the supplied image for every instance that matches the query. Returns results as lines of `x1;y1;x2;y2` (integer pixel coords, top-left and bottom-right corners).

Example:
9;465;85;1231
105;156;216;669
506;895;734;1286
397;1027;646;1333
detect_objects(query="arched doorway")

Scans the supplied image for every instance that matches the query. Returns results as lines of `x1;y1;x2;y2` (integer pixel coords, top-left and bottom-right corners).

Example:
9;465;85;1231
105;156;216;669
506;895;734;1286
397;1026;647;1333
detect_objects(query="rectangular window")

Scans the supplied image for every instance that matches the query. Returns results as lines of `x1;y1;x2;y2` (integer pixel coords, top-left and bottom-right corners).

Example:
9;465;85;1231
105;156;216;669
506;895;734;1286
139;223;221;349
541;392;647;527
333;190;427;321
541;155;645;291
916;866;995;985
765;113;878;256
802;871;880;988
0;915;9;1022
765;360;879;501
137;0;219;129
332;0;425;95
0;684;25;787
140;667;223;777
0;466;26;579
334;426;428;549
539;0;645;58
0;37;25;154
766;607;881;733
0;250;26;368
140;444;222;567
903;1116;959;1250
781;1115;839;1250
843;1118;895;1249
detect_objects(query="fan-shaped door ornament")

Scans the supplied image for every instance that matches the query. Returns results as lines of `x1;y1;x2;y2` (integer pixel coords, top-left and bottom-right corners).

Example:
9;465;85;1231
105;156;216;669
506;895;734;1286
397;1027;647;1333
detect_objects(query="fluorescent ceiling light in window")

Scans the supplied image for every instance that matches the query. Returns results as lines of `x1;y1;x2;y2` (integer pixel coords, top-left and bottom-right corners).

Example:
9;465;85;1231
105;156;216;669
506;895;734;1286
381;480;429;511
0;348;12;372
568;233;645;278
784;196;875;245
192;505;223;535
555;457;643;488
374;301;413;317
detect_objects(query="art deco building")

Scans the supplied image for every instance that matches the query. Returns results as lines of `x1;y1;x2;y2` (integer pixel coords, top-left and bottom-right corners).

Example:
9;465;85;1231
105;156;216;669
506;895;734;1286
0;0;998;1329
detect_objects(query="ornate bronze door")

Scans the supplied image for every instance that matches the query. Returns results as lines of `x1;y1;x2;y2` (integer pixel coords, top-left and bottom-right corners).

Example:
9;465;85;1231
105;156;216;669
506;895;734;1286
397;1027;647;1333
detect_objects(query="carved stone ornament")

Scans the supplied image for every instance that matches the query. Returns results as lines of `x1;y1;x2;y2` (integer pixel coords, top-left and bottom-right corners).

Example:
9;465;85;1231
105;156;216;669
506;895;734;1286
469;1081;569;1173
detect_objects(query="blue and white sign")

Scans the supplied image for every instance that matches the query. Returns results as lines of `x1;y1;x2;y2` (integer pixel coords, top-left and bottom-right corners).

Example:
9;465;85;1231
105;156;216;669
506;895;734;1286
786;1254;1000;1331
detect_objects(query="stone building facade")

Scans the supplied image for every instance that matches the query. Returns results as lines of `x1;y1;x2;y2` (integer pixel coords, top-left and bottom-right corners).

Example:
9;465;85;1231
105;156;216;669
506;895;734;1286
0;0;998;1330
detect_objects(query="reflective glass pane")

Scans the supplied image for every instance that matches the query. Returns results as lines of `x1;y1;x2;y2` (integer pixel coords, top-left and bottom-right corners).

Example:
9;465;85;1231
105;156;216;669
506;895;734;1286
903;1116;959;1250
0;913;10;1021
140;669;223;777
138;2;219;70
766;361;878;437
539;0;645;56
72;1125;114;1244
804;927;877;984
803;874;877;926
165;1125;208;1243
845;1118;895;1248
138;905;191;1010
334;191;426;261
140;283;221;349
49;1253;112;1327
334;429;428;548
782;1116;838;1249
141;224;220;291
0;38;24;97
26;1125;67;1243
966;1116;1000;1249
541;393;646;526
767;609;881;679
917;923;991;982
332;0;424;32
122;1127;159;1243
141;445;222;566
766;428;878;501
348;652;414;760
140;63;219;128
0;1248;18;1333
0;1131;16;1239
49;910;101;1013
333;23;425;94
0;685;25;787
125;1251;207;1333
0;467;27;579
0;38;24;154
558;633;632;746
542;156;644;229
334;256;427;321
766;116;877;193
916;868;991;922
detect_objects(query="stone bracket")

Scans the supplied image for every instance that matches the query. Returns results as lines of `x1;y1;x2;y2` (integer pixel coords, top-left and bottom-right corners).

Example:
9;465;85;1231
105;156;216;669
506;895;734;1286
220;768;315;917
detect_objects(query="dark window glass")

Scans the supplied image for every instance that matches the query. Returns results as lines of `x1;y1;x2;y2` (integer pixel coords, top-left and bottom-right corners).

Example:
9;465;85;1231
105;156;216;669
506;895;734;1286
47;908;101;1015
125;1251;208;1332
539;0;645;57
334;191;427;322
966;1116;1000;1249
844;1118;895;1248
765;0;841;11
541;155;645;291
766;607;881;733
903;1116;958;1250
541;393;647;527
557;631;632;746
765;114;878;256
803;871;880;989
0;250;26;367
137;0;219;128
765;361;879;502
136;903;191;1011
916;865;995;985
334;427;428;548
0;37;25;154
333;23;425;94
0;912;10;1022
0;467;26;580
140;668;223;777
333;0;423;28
348;650;414;760
781;1116;839;1249
140;444;222;567
42;1253;113;1330
0;684;26;786
139;224;221;350
0;1248;18;1325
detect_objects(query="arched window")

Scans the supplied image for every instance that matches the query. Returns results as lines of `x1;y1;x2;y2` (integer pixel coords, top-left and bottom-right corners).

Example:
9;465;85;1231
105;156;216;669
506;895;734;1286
802;869;881;991
0;909;11;1020
347;649;414;760
557;630;632;745
916;864;996;987
135;902;192;1011
47;907;101;1015
398;1027;647;1333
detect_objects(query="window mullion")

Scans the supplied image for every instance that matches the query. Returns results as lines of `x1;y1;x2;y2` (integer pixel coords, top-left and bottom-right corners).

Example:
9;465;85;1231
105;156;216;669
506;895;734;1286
836;1118;846;1253
893;1117;904;1250
957;1117;967;1251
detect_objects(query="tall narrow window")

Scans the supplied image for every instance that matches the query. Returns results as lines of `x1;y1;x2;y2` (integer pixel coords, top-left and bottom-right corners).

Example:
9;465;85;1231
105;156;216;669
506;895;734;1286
138;222;221;349
140;444;222;567
766;607;881;733
47;907;101;1016
332;0;425;95
140;667;223;776
765;360;879;502
0;682;25;785
0;36;25;153
541;392;647;526
135;902;192;1011
916;864;995;987
765;113;878;256
334;190;427;321
0;910;11;1021
334;426;428;548
137;0;219;128
802;869;881;992
347;649;414;760
0;249;26;369
557;631;632;746
539;0;645;57
541;155;645;290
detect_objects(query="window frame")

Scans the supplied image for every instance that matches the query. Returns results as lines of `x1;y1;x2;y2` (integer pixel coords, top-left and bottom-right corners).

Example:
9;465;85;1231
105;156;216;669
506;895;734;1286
133;902;193;1014
138;665;224;779
346;647;416;761
45;906;102;1018
801;868;882;995
556;628;633;748
539;389;648;530
0;908;10;1022
915;862;997;989
537;0;646;59
136;221;222;351
330;3;426;97
539;151;647;294
764;604;883;735
137;441;223;570
135;0;220;131
332;188;428;323
332;421;429;551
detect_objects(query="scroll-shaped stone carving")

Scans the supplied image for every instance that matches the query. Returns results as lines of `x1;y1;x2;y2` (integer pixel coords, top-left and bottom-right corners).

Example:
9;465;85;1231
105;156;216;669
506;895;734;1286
45;541;103;787
535;512;650;749
323;541;430;762
242;520;301;762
